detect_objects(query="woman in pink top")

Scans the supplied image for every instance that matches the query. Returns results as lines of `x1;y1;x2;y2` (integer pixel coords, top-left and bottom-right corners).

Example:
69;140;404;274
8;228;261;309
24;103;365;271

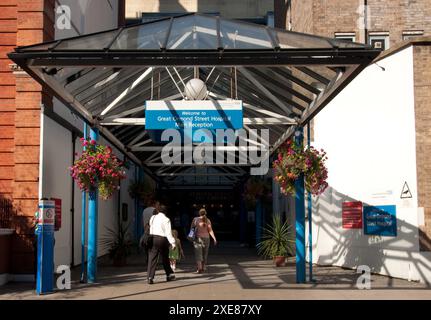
191;208;217;273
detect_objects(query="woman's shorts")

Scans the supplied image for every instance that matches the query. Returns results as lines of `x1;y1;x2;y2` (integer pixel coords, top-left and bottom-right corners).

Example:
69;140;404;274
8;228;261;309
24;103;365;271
193;237;210;262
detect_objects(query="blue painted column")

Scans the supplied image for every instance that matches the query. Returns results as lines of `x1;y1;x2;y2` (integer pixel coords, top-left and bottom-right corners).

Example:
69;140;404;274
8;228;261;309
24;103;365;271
294;128;306;283
307;123;313;282
255;198;262;246
35;200;55;295
136;167;144;239
134;165;139;240
87;127;99;283
239;184;247;245
80;123;87;282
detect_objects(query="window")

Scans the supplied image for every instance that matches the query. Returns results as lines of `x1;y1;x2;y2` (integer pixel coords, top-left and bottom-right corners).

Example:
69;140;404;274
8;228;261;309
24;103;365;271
403;30;424;41
334;32;356;42
369;32;390;50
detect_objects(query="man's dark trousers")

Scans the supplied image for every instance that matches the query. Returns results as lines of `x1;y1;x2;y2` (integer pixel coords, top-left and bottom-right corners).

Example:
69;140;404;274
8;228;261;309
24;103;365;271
147;235;174;280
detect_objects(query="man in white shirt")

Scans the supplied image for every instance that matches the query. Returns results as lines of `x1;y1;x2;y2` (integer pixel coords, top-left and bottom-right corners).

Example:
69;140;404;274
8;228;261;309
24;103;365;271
147;204;176;284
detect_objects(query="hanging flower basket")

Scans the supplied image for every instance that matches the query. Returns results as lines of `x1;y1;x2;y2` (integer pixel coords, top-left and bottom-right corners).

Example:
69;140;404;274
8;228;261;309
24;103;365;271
273;139;328;196
70;138;127;200
243;177;272;209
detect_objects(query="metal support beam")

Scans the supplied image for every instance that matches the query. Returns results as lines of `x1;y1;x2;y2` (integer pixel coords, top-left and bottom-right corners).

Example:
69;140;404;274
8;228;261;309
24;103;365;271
294;127;306;284
307;122;313;282
80;123;87;283
87;127;99;283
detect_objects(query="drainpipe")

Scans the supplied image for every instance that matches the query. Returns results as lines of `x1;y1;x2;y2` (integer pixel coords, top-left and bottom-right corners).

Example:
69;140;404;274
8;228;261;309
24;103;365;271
364;0;368;44
38;104;45;199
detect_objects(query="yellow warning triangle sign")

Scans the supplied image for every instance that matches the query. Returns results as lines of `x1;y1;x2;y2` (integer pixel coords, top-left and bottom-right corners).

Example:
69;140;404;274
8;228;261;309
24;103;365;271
400;181;412;199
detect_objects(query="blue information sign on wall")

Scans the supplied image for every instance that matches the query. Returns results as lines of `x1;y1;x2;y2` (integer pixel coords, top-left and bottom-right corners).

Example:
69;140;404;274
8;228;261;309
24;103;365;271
145;100;243;130
363;205;397;237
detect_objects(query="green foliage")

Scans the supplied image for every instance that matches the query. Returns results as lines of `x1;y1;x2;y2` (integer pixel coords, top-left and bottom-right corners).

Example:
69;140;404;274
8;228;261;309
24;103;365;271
257;215;294;258
100;221;133;263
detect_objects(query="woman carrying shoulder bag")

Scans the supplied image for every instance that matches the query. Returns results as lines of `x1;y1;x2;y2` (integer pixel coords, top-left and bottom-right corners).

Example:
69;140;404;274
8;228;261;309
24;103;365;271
192;208;217;273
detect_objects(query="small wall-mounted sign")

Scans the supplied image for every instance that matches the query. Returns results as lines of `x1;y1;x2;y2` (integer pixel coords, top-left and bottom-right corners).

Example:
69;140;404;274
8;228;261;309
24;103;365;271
400;181;413;199
342;201;363;229
51;198;62;231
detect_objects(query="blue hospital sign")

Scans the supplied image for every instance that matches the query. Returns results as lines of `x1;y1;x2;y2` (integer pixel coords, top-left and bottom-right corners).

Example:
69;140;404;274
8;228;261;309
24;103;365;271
363;205;397;237
145;100;243;130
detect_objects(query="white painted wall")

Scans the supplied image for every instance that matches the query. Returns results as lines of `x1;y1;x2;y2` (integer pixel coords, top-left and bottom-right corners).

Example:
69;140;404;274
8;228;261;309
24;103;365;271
40;0;141;269
307;46;431;284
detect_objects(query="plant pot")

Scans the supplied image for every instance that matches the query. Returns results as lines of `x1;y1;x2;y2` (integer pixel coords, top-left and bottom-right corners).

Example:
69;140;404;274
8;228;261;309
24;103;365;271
273;256;286;267
113;255;127;267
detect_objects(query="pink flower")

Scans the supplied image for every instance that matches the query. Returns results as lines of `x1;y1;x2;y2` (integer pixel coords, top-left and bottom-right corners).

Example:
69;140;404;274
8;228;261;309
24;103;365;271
90;140;96;145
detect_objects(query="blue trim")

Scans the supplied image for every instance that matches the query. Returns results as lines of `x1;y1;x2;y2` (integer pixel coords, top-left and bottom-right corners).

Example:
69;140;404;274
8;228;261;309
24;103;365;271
294;128;306;283
255;198;262;246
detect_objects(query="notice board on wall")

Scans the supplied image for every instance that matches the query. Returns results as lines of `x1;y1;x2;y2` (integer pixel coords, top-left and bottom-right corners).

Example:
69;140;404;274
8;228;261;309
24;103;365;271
50;198;62;231
342;201;363;229
363;205;397;237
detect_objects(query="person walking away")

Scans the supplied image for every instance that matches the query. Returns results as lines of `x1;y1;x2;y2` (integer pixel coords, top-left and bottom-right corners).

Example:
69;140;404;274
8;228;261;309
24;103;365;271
143;199;160;228
140;199;160;262
169;229;185;272
192;208;217;273
147;205;176;284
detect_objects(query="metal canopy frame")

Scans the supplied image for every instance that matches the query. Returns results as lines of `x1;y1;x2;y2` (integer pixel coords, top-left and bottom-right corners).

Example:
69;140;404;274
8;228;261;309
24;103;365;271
8;13;380;188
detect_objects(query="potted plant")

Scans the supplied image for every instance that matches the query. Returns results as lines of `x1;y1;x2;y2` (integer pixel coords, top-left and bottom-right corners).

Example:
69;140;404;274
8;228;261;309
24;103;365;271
69;138;127;200
257;215;294;267
101;221;132;267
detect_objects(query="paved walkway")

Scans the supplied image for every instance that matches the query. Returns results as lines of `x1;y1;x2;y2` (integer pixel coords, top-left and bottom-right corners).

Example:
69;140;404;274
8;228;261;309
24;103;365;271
1;242;430;300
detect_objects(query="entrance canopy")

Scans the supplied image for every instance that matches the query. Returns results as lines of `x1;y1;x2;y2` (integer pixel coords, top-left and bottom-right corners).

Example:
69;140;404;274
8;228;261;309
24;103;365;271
8;13;380;188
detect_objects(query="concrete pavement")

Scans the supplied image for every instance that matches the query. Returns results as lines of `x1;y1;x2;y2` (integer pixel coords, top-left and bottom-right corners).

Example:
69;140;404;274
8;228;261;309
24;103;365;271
0;242;430;300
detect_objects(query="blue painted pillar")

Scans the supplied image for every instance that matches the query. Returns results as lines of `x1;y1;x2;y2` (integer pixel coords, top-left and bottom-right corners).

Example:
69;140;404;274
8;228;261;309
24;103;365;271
87;127;99;283
294;128;306;283
255;198;262;246
80;123;87;282
136;167;144;239
307;123;313;282
35;200;55;295
239;184;247;245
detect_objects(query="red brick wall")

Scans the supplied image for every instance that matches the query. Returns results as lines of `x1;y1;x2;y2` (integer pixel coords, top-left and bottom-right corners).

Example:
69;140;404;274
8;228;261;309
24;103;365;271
287;0;431;45
0;0;17;201
0;0;54;274
413;43;431;251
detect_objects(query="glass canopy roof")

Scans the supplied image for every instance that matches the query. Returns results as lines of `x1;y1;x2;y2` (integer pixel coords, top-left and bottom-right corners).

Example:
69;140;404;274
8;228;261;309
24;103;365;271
9;13;380;187
16;13;366;52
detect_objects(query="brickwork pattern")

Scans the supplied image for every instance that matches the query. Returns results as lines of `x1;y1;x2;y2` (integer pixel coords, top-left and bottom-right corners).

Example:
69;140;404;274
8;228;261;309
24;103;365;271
289;0;431;45
0;0;54;273
413;44;431;251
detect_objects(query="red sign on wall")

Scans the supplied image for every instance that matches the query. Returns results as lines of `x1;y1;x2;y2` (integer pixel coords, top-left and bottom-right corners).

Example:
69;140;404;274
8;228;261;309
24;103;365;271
51;198;62;231
342;201;363;229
